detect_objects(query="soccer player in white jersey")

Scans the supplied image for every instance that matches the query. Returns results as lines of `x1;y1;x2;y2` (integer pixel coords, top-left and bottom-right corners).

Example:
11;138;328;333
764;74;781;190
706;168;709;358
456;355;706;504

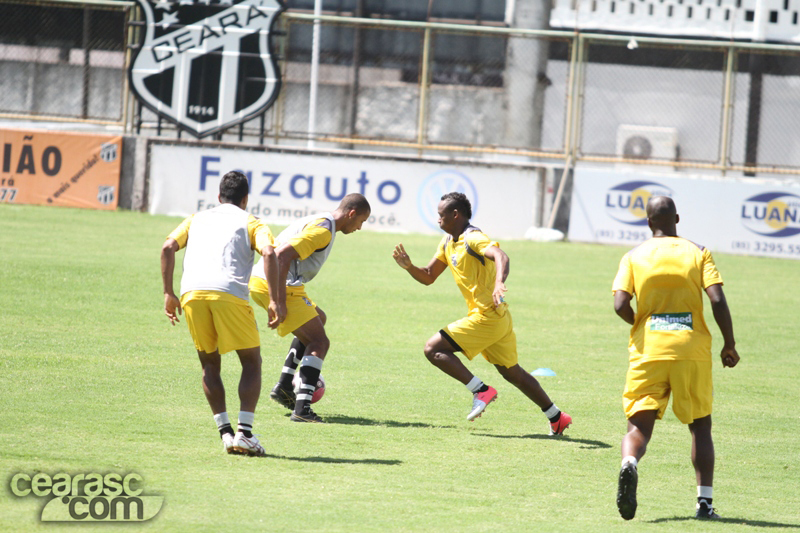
392;192;572;434
161;171;285;456
250;193;371;423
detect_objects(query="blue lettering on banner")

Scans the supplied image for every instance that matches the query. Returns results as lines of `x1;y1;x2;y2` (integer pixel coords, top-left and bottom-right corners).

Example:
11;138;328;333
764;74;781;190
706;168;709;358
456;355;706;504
740;192;800;238
199;156;221;191
196;165;401;206
604;181;673;226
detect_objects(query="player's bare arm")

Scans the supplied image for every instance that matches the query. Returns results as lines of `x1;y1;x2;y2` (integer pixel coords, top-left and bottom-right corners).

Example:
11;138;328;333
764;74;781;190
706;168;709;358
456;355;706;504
275;241;299;300
484;245;509;307
613;290;635;325
705;283;740;368
161;238;182;325
261;244;286;328
393;243;447;285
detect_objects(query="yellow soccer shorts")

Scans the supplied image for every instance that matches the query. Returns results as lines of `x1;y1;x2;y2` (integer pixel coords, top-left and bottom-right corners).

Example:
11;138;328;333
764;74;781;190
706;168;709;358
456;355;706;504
181;292;260;355
249;277;318;337
441;309;518;368
623;359;713;424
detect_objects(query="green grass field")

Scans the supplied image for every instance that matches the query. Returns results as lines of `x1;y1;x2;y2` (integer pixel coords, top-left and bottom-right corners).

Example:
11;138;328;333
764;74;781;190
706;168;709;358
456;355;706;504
1;203;798;532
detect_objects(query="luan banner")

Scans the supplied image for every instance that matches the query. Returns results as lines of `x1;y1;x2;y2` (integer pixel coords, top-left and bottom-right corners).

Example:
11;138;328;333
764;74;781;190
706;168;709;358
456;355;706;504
0;129;122;210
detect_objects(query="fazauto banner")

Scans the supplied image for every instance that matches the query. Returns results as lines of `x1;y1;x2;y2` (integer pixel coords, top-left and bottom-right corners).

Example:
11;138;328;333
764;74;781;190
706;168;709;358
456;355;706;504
0;128;121;209
568;166;800;260
148;143;539;238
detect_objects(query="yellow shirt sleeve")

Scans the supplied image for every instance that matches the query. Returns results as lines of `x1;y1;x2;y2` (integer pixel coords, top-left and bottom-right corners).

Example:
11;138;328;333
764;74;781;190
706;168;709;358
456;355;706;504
466;231;499;255
286;219;333;260
167;215;193;249
612;253;634;295
701;249;723;288
247;215;275;255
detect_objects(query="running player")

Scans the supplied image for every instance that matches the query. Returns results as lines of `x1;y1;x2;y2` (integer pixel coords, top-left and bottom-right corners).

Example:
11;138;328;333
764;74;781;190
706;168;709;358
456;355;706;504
392;192;572;434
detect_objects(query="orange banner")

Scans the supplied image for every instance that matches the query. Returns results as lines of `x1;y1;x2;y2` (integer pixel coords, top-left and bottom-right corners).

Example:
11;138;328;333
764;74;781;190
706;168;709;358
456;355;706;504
0;128;122;210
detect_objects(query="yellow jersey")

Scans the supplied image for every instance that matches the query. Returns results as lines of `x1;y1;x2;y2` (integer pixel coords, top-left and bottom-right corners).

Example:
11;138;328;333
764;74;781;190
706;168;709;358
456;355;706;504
612;236;723;362
435;226;505;316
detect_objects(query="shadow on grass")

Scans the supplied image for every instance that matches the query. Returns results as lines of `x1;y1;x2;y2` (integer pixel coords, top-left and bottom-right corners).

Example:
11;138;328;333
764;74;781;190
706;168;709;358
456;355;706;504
648;516;800;528
472;433;612;450
288;414;456;429
261;453;401;466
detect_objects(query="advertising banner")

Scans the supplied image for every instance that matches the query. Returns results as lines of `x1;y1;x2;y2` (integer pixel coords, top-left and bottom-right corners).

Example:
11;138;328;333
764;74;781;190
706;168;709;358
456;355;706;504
148;143;540;239
0;129;122;210
568;166;800;259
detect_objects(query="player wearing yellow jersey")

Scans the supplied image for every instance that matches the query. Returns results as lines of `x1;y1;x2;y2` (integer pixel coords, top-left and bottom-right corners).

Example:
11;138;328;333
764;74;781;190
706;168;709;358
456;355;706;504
612;196;740;521
393;192;572;434
161;171;285;456
250;193;371;423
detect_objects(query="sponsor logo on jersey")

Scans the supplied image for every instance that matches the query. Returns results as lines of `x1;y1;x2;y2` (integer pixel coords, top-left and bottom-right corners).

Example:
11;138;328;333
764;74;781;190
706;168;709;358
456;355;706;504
649;312;693;331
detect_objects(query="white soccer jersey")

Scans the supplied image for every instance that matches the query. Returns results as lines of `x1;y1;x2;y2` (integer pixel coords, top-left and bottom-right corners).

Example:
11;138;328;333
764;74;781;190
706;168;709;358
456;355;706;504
174;204;258;301
252;212;336;287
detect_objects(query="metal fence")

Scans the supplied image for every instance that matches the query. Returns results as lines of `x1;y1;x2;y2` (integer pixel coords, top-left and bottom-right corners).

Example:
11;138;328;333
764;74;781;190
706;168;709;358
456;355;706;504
2;0;800;175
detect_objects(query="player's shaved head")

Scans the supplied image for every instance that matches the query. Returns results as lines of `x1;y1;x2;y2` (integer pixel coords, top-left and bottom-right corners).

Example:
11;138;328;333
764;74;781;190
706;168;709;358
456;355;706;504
646;196;676;220
338;193;371;216
646;196;678;236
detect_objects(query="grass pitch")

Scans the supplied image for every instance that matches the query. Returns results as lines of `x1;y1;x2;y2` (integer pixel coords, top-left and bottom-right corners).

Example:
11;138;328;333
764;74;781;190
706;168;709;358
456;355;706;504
1;203;798;532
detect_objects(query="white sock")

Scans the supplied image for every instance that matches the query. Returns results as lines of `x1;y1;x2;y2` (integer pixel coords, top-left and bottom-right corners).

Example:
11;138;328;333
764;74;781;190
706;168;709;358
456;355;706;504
543;403;560;420
213;412;230;430
622;456;638;469
698;486;713;499
466;376;484;393
238;411;255;433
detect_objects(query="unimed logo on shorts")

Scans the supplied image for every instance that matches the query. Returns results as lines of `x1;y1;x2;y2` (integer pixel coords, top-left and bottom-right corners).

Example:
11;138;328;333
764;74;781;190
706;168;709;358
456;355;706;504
9;472;163;522
649;312;693;331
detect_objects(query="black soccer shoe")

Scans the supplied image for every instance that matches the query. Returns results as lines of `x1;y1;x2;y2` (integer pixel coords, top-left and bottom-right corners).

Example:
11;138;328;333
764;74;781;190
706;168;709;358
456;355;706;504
290;406;325;423
616;462;638;520
270;384;296;410
695;501;720;520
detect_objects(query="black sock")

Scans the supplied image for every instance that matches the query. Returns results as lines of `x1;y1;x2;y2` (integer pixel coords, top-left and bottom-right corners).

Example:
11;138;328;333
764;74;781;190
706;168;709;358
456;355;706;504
218;424;234;438
278;338;305;389
477;384;489;393
294;364;321;414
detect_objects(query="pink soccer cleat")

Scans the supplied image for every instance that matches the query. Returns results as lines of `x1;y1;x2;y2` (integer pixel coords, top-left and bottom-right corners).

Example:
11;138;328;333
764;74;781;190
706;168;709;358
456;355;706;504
467;386;498;421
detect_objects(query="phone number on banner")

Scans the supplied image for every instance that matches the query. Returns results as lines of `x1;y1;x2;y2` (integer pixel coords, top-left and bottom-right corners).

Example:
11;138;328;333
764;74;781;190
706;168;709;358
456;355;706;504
731;240;800;256
596;229;650;242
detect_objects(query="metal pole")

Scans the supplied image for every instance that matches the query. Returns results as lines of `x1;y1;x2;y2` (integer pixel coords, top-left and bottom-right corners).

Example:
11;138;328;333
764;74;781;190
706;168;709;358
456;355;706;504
307;0;323;149
82;8;91;119
718;45;736;174
416;27;432;150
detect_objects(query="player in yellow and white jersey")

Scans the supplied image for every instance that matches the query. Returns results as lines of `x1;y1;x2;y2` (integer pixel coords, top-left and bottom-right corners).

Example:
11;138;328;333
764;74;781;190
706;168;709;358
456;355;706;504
161;171;285;457
393;192;572;435
250;193;371;423
612;196;740;521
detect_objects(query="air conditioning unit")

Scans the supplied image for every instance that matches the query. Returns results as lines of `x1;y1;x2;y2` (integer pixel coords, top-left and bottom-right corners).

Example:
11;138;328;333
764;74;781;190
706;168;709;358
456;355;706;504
616;125;679;160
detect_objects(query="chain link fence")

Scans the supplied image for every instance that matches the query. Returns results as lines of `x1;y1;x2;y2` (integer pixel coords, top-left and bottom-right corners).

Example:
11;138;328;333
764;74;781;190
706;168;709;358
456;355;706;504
2;1;800;174
0;0;130;122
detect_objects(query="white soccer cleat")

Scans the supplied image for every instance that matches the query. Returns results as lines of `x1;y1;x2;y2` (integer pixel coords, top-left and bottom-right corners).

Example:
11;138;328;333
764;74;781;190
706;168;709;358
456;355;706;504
222;433;236;454
232;432;266;456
